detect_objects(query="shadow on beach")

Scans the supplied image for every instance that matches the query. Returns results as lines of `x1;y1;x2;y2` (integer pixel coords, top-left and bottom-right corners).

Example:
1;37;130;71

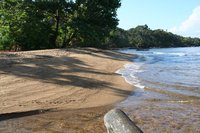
0;49;133;97
0;49;135;132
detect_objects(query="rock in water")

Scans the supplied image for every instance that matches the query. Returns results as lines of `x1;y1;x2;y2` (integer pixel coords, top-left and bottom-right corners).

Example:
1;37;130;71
104;109;143;133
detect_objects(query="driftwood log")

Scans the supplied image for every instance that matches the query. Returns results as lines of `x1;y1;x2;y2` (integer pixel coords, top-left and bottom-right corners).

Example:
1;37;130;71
104;109;143;133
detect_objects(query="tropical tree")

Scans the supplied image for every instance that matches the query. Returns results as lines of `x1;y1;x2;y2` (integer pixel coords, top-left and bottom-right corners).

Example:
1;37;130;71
66;0;121;47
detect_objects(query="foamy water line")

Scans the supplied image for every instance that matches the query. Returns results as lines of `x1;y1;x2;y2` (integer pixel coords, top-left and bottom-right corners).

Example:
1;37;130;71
116;62;145;90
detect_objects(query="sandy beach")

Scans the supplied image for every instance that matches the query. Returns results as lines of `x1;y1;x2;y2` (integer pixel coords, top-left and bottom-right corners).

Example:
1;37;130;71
0;48;134;132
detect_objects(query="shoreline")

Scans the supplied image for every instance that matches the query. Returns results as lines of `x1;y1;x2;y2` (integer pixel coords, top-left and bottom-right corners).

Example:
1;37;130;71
115;48;200;133
0;48;135;132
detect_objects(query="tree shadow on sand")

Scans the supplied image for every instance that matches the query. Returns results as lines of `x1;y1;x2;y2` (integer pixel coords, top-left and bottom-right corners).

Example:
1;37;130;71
70;48;134;61
0;49;133;97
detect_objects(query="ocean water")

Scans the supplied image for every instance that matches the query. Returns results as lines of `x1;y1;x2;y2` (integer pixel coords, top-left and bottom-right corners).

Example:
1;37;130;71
117;47;200;133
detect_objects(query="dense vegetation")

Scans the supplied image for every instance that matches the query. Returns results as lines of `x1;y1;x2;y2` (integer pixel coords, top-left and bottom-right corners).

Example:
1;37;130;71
0;0;200;50
0;0;120;50
108;25;200;48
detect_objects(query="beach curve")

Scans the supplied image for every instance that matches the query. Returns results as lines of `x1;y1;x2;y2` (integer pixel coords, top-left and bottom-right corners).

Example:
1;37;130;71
0;48;135;132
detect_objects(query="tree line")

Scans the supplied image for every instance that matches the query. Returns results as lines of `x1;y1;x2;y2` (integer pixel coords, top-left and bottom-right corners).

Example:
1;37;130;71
108;25;200;49
0;0;200;51
0;0;120;50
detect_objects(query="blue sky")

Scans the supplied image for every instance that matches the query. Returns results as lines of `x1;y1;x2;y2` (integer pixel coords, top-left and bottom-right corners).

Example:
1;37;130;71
117;0;200;37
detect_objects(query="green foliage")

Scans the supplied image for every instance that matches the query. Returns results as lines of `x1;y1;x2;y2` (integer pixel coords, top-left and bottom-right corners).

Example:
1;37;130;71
106;27;130;48
0;0;55;50
0;0;121;50
66;0;121;47
106;25;200;48
0;0;199;50
128;25;153;48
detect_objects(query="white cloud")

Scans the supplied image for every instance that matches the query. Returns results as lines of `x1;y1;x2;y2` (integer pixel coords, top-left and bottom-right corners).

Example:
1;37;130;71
170;6;200;37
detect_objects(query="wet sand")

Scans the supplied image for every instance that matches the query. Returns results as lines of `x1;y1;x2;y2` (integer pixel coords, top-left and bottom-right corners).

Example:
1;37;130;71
0;48;134;132
0;106;112;133
2;48;199;133
115;47;200;133
117;86;200;133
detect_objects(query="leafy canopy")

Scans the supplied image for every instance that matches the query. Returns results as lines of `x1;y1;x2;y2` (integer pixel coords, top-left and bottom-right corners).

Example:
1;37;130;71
0;0;121;50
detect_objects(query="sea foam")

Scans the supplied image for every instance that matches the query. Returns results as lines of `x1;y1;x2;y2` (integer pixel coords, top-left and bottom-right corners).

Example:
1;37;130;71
116;63;145;90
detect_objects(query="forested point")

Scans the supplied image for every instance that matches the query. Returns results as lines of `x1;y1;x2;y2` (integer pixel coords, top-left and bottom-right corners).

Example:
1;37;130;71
110;25;200;49
0;0;200;51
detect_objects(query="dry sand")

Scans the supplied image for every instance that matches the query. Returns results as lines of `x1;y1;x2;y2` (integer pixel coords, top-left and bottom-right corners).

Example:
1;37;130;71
0;48;134;132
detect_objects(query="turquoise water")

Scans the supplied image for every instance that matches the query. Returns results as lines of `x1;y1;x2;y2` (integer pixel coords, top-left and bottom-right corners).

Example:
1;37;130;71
117;47;200;133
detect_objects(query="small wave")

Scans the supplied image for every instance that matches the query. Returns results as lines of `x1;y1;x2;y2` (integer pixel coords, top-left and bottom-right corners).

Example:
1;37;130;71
190;53;200;56
170;53;186;56
153;52;200;57
116;63;145;90
153;52;187;56
152;52;165;55
117;47;200;98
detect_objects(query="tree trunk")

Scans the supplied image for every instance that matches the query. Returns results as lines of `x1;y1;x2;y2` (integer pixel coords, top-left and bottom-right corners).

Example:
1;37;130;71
62;26;67;48
52;9;60;48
